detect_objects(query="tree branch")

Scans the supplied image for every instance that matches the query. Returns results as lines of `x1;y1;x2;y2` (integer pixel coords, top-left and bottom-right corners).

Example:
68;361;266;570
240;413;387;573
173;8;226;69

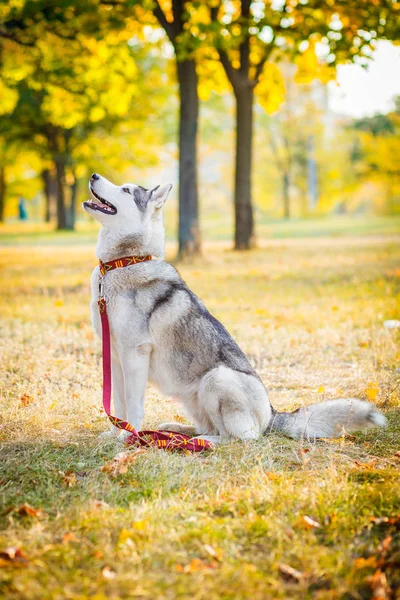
253;41;275;85
210;1;221;22
239;0;251;76
218;49;241;91
153;0;177;44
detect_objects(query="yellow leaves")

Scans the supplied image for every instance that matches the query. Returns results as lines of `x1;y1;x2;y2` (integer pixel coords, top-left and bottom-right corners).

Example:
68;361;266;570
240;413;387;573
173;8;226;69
42;86;85;129
0;81;18;116
118;528;134;545
256;63;285;115
295;39;336;85
317;385;325;394
365;382;380;401
90;107;107;123
197;55;227;100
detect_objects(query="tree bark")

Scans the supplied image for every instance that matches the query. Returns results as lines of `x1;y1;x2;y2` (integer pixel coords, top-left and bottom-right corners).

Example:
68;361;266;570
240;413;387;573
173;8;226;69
54;156;69;230
0;166;5;223
176;59;200;258
234;84;254;249
283;171;290;219
66;170;78;230
42;168;57;222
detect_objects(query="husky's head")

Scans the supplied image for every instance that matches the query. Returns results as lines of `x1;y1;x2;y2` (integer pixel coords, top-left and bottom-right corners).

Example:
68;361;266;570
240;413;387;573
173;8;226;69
83;173;172;261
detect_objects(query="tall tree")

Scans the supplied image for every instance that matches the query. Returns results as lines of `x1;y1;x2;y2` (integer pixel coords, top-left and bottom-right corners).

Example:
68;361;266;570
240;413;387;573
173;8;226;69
0;13;166;228
210;0;400;248
151;1;201;257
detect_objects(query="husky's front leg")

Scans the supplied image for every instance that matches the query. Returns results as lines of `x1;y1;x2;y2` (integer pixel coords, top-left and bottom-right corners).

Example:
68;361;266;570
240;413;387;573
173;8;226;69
118;343;151;440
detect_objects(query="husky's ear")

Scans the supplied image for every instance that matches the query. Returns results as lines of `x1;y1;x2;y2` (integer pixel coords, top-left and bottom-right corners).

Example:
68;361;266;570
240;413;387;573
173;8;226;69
150;183;172;209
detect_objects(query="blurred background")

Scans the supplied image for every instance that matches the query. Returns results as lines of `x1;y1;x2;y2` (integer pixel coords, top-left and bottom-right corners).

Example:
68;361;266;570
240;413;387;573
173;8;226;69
0;0;399;255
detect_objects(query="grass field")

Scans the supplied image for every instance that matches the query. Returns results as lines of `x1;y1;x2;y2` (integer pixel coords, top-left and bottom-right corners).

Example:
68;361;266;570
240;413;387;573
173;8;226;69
0;226;400;599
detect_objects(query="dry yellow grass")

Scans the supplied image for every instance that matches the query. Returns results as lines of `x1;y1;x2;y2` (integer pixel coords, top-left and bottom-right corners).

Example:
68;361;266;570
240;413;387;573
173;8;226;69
0;233;399;599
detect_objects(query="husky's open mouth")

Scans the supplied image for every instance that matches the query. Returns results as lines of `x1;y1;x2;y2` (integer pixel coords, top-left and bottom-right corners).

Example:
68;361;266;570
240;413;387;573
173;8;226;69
83;186;117;215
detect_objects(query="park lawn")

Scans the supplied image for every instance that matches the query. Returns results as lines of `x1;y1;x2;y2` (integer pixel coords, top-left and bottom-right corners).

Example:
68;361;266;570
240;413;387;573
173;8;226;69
0;233;399;599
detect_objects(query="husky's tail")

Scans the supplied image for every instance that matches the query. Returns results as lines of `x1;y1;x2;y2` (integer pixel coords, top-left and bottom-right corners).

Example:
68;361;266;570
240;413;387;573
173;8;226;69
268;399;386;440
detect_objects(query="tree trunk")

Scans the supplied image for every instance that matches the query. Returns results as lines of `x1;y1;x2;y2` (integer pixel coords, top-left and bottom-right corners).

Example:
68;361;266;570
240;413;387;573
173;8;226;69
234;84;254;249
0;166;5;223
176;59;200;258
283;171;290;218
66;171;78;230
54;156;69;230
42;168;57;222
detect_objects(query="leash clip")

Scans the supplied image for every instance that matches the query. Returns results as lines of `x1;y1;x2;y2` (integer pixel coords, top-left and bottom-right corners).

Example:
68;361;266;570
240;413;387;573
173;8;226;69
99;276;105;300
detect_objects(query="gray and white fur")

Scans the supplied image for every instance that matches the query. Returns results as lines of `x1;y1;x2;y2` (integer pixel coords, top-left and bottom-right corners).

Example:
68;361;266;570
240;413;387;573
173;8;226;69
83;174;387;444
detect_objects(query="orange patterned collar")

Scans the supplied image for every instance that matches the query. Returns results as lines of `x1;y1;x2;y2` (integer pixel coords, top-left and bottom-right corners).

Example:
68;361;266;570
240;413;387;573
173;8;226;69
99;254;152;276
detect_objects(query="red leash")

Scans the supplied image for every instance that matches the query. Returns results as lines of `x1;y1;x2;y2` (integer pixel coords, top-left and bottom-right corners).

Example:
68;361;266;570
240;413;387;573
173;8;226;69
98;255;214;453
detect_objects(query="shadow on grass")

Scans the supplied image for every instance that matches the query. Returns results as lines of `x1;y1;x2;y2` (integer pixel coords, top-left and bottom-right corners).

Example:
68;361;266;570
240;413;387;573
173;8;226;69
1;408;398;530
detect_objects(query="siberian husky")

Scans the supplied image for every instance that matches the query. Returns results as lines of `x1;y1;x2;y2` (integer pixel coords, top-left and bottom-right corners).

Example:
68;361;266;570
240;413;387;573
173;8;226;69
83;173;386;444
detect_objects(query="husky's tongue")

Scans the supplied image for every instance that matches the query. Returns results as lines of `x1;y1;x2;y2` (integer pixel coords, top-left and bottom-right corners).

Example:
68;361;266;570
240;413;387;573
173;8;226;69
83;194;117;215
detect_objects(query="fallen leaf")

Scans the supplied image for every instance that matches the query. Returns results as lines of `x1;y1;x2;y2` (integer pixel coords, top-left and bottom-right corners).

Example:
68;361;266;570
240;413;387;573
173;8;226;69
7;503;42;519
370;515;400;528
101;449;146;477
59;470;77;487
353;556;378;570
20;393;34;407
0;547;29;568
91;500;110;509
62;533;76;543
300;515;322;529
102;565;116;580
365;383;379;401
181;558;216;573
317;385;325;394
368;569;390;600
278;563;304;582
118;529;134;545
264;471;280;481
203;544;223;561
54;299;64;307
379;536;392;554
354;459;377;469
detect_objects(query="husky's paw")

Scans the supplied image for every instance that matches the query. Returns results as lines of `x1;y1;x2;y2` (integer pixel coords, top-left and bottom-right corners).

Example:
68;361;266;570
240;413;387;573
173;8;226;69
116;430;133;443
158;422;198;435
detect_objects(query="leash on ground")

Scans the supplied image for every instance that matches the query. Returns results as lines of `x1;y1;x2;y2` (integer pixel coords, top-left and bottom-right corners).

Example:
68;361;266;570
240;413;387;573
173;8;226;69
98;255;214;453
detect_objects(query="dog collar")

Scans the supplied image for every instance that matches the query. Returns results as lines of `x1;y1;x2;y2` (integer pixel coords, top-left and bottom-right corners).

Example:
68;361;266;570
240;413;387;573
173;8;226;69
99;254;152;276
